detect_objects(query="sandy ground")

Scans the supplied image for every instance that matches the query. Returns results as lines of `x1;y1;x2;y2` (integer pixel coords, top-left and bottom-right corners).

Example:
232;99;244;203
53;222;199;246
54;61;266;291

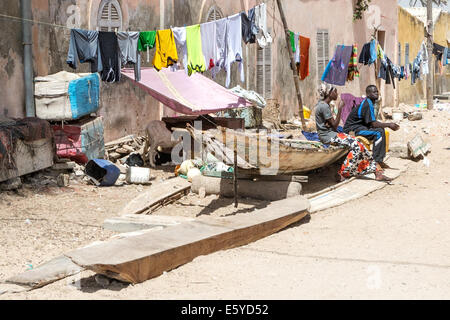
0;108;449;299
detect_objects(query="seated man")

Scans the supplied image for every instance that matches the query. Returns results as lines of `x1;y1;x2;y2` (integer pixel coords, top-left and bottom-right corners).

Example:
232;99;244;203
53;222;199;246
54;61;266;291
343;85;400;170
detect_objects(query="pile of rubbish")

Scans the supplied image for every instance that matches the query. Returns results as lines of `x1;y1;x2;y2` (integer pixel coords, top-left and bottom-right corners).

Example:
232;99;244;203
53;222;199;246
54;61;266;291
105;135;147;163
175;154;233;183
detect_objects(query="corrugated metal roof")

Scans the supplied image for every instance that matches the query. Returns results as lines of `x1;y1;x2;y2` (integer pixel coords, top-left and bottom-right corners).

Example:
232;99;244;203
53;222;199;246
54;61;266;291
404;7;442;25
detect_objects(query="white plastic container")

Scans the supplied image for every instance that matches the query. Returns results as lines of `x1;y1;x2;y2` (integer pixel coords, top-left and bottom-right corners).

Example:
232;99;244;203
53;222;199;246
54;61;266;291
392;112;403;121
126;167;151;184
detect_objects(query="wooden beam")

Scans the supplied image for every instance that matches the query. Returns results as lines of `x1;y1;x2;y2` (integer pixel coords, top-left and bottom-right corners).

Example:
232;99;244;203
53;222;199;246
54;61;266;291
119;177;191;215
66;196;310;284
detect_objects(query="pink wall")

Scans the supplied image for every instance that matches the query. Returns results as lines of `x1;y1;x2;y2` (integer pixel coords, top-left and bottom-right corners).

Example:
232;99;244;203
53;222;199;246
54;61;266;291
266;0;398;119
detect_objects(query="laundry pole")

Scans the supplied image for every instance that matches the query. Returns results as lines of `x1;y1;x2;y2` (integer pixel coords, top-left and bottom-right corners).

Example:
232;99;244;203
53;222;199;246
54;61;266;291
276;0;306;130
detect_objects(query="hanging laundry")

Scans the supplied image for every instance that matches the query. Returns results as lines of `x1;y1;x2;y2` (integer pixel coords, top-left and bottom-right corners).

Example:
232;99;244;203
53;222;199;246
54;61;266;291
443;47;448;66
153;29;178;71
299;35;310;80
247;7;259;39
419;41;429;75
186;24;206;76
432;43;445;60
289;31;296;53
117;32;141;81
294;33;301;64
379;56;396;89
172;27;188;73
322;45;353;86
67;29;103;73
254;3;272;48
225;13;245;88
241;11;255;44
138;31;157;63
359;42;373;65
347;44;360;81
411;56;421;84
369;39;377;64
201;20;218;71
98;32;120;83
212;18;228;78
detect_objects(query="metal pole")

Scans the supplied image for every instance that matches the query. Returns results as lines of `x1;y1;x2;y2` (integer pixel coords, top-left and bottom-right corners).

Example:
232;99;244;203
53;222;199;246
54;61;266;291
276;0;306;130
233;141;238;208
426;0;434;110
21;0;35;117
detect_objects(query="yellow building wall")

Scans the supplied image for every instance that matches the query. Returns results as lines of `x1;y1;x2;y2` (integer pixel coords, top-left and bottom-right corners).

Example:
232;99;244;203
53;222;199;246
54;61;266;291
398;7;426;104
433;12;449;95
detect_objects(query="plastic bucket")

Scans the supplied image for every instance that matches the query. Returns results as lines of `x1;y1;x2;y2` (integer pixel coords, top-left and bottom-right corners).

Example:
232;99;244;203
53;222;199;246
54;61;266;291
126;167;151;184
85;159;120;186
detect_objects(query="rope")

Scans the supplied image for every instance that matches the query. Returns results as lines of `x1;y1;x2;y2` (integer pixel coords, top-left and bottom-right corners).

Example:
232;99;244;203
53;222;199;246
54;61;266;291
0;13;71;30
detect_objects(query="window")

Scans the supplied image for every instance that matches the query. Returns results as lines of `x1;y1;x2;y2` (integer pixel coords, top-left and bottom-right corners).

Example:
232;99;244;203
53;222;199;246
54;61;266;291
405;43;409;65
98;0;122;32
398;42;401;65
206;6;223;22
316;30;329;80
257;44;272;98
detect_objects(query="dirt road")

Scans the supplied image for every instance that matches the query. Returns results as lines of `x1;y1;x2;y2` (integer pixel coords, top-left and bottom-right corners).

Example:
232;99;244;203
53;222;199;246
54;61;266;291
1;108;449;299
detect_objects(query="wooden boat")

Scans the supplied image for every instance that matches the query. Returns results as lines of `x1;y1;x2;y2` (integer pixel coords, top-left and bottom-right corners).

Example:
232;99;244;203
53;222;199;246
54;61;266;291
187;126;349;175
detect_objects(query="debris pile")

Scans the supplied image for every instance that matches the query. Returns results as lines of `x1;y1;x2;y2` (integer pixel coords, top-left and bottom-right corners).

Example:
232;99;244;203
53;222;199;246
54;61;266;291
104;135;147;164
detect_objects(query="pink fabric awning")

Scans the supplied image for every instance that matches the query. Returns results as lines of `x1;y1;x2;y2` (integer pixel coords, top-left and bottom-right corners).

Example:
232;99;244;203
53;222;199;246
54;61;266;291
121;68;253;115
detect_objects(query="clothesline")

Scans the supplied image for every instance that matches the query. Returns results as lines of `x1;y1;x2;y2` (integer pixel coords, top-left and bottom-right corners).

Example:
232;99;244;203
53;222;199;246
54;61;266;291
67;3;274;88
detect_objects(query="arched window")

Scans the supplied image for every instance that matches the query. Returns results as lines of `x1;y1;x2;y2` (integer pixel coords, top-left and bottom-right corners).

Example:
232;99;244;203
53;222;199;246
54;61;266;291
97;0;122;32
206;5;223;22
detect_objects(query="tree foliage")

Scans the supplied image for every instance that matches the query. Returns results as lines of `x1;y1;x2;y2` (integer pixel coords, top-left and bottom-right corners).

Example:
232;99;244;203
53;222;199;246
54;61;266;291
353;0;372;21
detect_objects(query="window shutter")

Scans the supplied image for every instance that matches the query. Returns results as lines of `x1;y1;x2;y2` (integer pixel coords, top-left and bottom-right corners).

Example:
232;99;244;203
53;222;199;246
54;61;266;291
98;0;122;32
398;42;401;65
207;6;223;22
257;44;272;98
317;29;329;80
405;43;409;65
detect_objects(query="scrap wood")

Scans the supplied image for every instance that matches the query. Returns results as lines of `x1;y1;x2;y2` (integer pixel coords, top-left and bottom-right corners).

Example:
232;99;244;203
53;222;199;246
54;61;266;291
142;187;191;215
5;255;83;290
119;177;191;215
65;196;310;284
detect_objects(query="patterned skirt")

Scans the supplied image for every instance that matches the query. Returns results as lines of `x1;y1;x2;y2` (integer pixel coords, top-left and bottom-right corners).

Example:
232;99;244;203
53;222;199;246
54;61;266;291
330;133;378;178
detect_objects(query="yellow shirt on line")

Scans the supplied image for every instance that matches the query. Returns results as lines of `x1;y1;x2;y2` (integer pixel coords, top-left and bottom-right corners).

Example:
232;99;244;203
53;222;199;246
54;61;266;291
153;29;178;71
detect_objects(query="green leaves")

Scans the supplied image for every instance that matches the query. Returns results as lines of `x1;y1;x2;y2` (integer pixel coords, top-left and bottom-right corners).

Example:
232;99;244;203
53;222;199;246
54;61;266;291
353;0;372;21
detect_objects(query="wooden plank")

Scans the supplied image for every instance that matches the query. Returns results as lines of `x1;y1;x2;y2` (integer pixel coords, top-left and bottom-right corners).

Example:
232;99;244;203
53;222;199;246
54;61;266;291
66;196;310;284
5;256;83;289
103;214;195;233
308;157;409;213
119;177;191;215
0;138;54;183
